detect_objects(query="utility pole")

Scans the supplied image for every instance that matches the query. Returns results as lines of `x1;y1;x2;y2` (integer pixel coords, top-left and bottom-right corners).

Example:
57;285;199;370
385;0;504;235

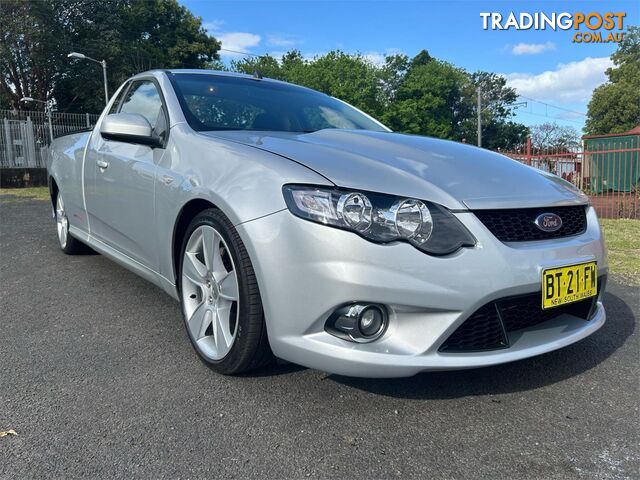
477;84;482;148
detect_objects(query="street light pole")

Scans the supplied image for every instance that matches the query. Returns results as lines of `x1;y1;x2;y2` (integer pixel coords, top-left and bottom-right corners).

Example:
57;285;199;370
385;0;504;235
476;84;482;148
101;60;109;106
68;52;109;105
46;104;53;143
20;97;54;143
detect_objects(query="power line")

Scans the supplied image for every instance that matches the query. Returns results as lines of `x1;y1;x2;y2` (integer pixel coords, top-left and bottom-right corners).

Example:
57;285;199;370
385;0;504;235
79;26;269;60
517;95;587;117
516;109;585;126
218;48;265;58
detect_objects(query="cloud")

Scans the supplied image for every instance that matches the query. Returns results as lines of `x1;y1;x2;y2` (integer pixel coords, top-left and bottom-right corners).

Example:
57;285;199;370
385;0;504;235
216;32;262;57
364;52;386;66
511;41;556;55
504;56;613;104
363;49;404;67
203;20;225;33
266;34;301;47
301;51;327;62
557;110;586;120
203;20;262;58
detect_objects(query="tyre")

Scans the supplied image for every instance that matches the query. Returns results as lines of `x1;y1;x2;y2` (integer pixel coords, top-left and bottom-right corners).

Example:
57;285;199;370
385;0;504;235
179;208;273;374
55;191;88;255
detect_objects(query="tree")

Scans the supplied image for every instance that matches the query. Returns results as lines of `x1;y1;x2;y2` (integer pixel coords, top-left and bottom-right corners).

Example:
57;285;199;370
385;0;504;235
2;0;533;152
233;49;530;149
377;53;410;107
232;54;284;80
381;57;468;138
458;72;530;149
410;49;432;68
234;50;387;118
479;120;530;150
280;50;306;79
0;0;75;109
55;0;220;113
585;26;640;135
0;0;220;112
287;51;384;117
530;122;581;151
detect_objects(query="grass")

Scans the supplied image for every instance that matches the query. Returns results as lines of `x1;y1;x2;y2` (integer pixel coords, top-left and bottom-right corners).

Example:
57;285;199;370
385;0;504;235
1;186;638;285
600;219;640;286
0;186;50;202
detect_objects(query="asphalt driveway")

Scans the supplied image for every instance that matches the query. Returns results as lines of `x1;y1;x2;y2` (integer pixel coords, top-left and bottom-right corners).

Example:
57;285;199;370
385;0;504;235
1;199;638;479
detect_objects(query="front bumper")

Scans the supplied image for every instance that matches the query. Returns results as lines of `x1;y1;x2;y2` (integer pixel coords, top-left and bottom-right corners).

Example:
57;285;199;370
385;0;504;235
236;206;608;378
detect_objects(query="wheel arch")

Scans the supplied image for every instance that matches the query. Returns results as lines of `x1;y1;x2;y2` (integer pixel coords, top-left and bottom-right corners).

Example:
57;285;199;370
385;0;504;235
48;175;58;212
172;198;219;285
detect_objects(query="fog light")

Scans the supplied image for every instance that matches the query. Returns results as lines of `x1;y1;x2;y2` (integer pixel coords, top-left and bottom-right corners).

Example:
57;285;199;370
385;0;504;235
325;303;388;343
358;306;384;337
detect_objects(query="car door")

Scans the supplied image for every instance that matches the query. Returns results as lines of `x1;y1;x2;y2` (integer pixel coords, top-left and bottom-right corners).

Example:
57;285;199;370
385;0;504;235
85;79;169;270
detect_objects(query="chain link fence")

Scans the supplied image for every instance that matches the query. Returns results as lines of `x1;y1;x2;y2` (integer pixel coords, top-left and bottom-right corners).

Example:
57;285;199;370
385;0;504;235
0;109;100;168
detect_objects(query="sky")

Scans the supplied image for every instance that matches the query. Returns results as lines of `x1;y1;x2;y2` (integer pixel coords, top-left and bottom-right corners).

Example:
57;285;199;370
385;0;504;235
181;0;639;132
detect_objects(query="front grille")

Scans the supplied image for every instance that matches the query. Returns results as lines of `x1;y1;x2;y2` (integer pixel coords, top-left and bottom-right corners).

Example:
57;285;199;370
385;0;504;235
473;205;587;242
440;276;605;352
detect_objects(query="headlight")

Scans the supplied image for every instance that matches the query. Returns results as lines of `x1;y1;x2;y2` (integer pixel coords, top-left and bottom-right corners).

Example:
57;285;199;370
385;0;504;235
283;185;476;255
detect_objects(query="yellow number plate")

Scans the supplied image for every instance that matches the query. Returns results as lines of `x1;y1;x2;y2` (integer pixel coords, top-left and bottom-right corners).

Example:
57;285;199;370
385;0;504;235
542;262;597;310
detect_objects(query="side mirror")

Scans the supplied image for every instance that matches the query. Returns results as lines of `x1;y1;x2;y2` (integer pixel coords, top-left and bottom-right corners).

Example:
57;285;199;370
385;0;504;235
100;113;161;147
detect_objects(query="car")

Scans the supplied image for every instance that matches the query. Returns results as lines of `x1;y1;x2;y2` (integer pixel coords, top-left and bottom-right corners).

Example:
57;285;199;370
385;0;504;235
47;69;608;378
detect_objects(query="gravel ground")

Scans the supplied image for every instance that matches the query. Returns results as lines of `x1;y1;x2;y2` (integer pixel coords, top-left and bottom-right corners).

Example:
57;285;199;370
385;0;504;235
1;200;638;479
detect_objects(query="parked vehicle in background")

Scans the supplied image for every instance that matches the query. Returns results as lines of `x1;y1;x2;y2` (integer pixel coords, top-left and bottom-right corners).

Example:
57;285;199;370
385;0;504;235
47;70;608;377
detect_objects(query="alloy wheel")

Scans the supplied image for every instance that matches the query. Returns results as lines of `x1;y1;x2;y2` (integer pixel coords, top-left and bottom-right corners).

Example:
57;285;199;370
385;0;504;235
56;194;69;249
181;225;240;361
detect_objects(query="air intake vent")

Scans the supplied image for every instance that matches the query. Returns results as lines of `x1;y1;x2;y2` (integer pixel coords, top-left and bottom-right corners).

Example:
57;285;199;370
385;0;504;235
439;276;605;352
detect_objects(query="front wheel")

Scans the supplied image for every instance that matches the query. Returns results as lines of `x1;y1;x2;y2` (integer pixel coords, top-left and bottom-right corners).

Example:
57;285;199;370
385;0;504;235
179;208;273;374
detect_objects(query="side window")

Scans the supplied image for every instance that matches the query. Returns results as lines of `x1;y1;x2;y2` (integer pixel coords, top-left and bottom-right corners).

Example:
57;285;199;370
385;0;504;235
108;83;129;114
120;81;165;133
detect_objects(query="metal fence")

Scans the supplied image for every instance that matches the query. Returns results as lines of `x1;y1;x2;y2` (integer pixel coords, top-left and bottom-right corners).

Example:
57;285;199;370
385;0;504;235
500;138;640;220
0;109;100;168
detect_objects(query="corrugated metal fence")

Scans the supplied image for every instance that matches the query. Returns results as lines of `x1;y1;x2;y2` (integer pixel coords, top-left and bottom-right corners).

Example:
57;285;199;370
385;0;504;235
0;109;100;168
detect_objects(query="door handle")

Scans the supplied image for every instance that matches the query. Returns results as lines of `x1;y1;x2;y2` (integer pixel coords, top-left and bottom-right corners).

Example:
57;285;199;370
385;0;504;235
162;174;175;185
96;159;109;169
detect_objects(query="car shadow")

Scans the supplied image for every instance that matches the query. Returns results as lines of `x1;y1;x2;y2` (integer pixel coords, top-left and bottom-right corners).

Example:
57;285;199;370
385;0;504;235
327;291;636;399
240;359;308;377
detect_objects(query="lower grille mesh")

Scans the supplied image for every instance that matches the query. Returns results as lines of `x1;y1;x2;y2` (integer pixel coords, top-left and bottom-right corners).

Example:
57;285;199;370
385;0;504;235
438;304;507;351
440;276;605;352
498;294;593;332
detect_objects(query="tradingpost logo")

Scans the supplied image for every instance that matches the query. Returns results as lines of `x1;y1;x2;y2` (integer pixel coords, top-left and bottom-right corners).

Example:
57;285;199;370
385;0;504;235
480;11;626;43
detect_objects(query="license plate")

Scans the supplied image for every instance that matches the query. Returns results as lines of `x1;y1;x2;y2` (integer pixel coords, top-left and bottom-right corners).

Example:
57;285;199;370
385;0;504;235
542;261;597;310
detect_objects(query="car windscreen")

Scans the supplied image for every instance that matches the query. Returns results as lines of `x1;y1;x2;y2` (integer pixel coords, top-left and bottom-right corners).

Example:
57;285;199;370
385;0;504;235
168;73;388;133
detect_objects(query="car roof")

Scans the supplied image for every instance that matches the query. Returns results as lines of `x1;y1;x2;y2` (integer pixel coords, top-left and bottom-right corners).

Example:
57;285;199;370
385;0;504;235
134;68;306;89
166;69;264;79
